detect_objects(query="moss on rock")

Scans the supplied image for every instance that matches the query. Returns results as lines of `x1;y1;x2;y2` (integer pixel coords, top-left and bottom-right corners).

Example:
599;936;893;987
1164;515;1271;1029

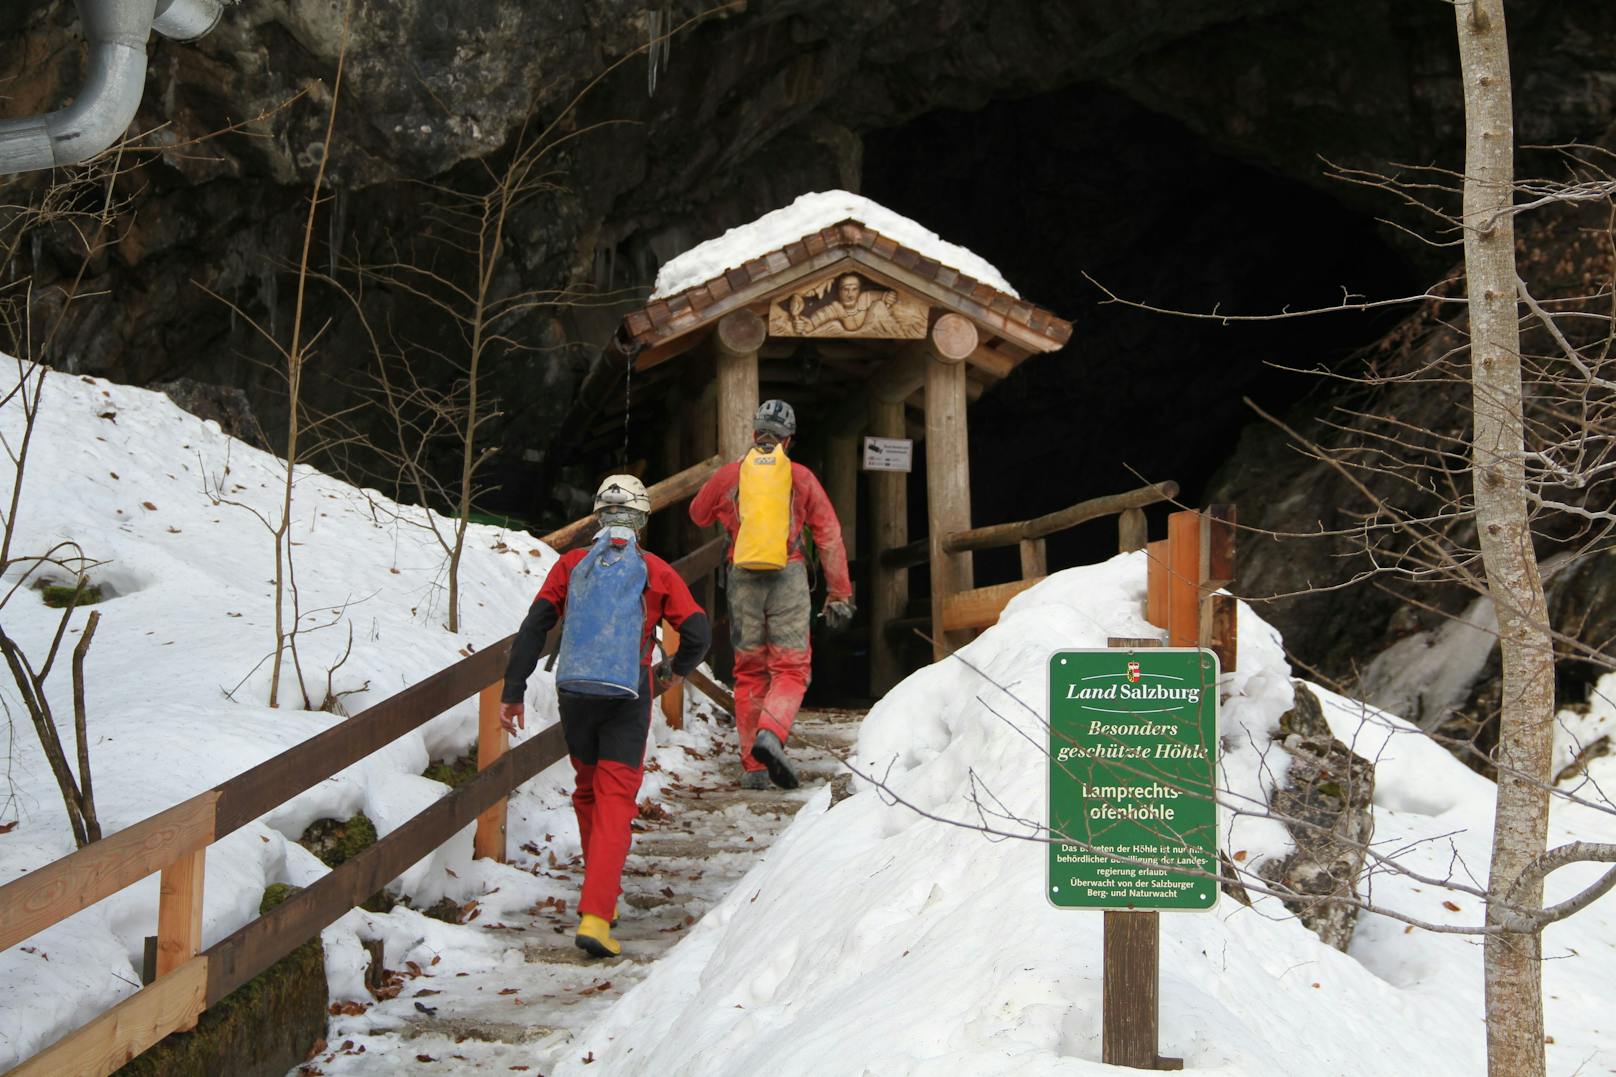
299;812;378;869
41;582;103;608
422;749;479;789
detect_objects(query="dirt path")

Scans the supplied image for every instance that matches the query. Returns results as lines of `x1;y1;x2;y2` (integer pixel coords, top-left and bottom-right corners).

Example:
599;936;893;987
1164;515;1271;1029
300;708;861;1075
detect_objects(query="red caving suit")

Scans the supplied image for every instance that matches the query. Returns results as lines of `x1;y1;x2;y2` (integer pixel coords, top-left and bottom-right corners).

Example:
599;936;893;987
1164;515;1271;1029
690;458;852;772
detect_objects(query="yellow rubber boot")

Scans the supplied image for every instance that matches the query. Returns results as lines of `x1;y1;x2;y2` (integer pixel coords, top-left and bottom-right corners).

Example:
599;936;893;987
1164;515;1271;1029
575;914;621;958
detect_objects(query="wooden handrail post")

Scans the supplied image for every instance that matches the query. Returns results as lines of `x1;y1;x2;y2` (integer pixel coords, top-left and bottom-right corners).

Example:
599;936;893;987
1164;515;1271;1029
659;622;685;729
474;683;508;862
1118;507;1147;553
1019;538;1047;579
1166;511;1200;647
156;847;206;1030
1146;538;1169;629
1200;505;1238;672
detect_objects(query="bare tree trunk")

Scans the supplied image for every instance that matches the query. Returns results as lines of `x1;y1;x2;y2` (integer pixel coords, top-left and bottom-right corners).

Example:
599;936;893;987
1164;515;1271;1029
1453;4;1555;1075
269;23;348;704
71;610;101;843
0;627;88;846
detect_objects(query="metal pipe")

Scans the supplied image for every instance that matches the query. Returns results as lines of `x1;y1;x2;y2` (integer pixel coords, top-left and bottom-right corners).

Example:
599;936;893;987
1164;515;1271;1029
0;0;222;175
153;0;224;43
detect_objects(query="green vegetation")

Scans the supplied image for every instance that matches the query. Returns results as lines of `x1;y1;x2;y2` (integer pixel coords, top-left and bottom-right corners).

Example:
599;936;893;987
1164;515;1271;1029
423;749;479;789
298;812;377;868
41;581;102;608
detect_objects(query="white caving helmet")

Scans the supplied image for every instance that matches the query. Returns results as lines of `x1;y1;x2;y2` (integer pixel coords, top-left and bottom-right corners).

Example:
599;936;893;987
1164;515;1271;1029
594;474;651;514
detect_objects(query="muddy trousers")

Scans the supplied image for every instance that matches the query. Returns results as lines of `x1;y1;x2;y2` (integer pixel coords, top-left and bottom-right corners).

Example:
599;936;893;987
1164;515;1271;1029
560;672;651;920
728;562;812;772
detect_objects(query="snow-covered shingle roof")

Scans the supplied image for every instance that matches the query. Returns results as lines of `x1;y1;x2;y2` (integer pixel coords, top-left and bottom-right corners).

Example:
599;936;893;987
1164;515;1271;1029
621;191;1071;368
652;190;1018;299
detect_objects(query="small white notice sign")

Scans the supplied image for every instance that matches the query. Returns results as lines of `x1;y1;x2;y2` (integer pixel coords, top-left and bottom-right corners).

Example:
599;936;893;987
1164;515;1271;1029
862;436;913;473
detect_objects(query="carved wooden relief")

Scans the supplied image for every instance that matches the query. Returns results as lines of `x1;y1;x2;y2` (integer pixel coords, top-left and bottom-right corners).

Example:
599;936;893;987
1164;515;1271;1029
767;271;928;339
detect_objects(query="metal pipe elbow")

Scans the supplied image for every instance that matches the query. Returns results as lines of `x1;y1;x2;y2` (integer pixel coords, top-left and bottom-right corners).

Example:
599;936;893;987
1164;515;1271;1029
0;0;157;171
0;0;225;174
42;40;150;167
153;0;225;43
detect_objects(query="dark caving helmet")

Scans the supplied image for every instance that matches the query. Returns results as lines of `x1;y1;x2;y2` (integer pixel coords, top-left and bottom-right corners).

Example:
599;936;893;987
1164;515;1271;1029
753;399;797;438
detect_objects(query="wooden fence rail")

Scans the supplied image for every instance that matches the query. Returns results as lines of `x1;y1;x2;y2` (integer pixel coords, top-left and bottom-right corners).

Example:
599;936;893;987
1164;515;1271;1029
903;481;1180;635
1;499;730;1077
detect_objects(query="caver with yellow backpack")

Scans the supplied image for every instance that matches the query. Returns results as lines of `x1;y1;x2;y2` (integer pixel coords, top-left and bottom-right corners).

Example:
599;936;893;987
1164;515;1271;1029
690;399;854;789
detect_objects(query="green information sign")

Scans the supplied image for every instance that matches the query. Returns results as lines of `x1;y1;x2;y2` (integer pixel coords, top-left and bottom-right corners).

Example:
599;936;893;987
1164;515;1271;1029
1047;647;1219;911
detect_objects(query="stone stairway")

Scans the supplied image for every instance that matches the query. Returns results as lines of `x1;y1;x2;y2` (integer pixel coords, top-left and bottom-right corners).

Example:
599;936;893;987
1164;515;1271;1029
298;707;862;1075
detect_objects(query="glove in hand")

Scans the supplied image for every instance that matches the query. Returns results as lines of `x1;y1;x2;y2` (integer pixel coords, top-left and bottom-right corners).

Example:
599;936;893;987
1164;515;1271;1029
821;598;856;632
652;658;677;696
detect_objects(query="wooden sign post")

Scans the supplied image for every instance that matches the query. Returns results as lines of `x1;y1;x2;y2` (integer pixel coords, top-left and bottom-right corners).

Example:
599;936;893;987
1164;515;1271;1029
1049;639;1221;1070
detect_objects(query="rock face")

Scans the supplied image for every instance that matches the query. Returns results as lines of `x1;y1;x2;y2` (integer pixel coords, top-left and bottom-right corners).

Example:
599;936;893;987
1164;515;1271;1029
1211;201;1616;761
4;2;1614;518
4;1;1616;700
1260;681;1375;952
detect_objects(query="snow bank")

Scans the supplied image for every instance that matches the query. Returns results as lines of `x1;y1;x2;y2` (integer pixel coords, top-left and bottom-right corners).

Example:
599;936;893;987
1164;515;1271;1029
651;190;1020;299
0;364;576;1067
554;557;1616;1076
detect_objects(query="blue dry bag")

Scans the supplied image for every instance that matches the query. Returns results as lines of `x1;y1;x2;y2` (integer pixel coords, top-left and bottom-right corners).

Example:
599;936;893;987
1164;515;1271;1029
555;528;649;698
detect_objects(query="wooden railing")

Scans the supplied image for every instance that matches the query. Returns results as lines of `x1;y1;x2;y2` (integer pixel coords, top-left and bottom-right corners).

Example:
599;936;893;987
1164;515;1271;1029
881;481;1179;634
0;499;727;1077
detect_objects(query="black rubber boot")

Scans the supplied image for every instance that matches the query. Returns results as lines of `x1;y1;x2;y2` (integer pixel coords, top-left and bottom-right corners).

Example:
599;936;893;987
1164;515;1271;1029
750;729;799;790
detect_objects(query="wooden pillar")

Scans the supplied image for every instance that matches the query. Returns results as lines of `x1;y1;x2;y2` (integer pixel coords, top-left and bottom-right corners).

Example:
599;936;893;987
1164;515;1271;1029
869;395;908;696
715;310;764;461
826;432;859;560
474;683;507;861
923;313;979;659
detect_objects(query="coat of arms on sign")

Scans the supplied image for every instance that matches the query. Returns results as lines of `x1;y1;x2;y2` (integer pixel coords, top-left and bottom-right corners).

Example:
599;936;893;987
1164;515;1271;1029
768;271;929;339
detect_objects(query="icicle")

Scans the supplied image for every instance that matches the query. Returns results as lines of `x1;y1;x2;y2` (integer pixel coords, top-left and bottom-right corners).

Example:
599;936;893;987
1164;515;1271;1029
646;7;661;97
259;262;278;342
324;184;344;276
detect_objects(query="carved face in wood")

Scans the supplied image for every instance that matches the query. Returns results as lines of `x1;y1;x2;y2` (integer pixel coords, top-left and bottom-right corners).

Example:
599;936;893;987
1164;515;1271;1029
768;270;928;339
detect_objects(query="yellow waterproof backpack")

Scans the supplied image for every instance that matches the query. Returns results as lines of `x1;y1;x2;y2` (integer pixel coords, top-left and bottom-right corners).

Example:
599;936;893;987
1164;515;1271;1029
733;445;793;569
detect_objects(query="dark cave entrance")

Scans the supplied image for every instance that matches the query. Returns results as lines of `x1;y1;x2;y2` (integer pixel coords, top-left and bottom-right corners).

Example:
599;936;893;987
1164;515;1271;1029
805;82;1425;704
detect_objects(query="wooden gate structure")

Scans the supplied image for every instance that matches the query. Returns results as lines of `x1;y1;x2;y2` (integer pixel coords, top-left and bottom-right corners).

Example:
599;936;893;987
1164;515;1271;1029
591;214;1110;692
